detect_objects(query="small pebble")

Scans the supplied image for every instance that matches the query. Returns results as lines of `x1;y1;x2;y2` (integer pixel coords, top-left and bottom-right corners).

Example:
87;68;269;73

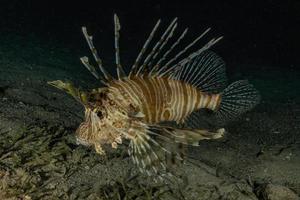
261;184;299;200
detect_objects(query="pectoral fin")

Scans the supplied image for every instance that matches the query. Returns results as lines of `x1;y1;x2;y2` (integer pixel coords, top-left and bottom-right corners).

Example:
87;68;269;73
128;121;225;182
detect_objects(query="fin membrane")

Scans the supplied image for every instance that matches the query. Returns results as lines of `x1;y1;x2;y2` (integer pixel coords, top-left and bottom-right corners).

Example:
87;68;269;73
171;50;227;93
216;80;260;123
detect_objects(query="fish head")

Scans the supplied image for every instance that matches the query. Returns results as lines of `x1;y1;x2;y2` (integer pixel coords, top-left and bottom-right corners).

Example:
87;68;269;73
75;88;122;154
48;80;112;153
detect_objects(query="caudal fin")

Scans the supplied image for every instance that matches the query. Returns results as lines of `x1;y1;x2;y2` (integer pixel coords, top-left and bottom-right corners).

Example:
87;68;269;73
216;80;260;122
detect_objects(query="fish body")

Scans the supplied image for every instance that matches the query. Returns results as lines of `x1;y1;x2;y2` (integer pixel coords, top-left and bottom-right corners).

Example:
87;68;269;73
109;76;221;124
48;14;260;179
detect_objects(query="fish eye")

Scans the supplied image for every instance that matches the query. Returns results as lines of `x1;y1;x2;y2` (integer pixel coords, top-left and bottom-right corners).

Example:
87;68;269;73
96;110;103;119
99;92;105;98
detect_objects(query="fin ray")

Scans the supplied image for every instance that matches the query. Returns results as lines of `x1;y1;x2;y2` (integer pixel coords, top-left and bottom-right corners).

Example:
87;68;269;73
130;19;161;77
149;28;188;76
114;14;126;79
137;18;178;75
158;37;223;78
172;51;227;93
81;27;113;81
158;28;211;75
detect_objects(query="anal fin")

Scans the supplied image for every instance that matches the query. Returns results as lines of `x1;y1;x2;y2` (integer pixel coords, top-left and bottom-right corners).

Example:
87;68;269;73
163;127;225;146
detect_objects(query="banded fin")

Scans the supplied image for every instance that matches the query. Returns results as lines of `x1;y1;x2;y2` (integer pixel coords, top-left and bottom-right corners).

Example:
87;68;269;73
149;28;188;76
114;14;126;79
81;27;113;82
171;51;227;93
137;18;178;76
127;16;222;78
79;15;222;86
157;36;223;78
216;80;260;122
80;14;126;83
130;19;162;76
80;56;100;80
128;122;224;181
128;127;176;181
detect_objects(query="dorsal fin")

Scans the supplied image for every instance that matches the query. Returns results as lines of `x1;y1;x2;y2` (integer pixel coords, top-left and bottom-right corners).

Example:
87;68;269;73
79;15;223;86
129;19;162;77
170;51;227;93
81;27;113;82
114;14;126;79
137;18;178;76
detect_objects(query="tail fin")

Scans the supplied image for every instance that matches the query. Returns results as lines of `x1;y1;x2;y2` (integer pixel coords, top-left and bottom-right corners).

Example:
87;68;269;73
216;80;260;122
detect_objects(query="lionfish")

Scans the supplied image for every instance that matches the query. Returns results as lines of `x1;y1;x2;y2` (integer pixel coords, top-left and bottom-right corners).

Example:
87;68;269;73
48;14;260;180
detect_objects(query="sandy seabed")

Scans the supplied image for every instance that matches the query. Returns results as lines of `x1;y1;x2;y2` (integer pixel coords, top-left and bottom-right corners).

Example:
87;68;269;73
0;33;299;200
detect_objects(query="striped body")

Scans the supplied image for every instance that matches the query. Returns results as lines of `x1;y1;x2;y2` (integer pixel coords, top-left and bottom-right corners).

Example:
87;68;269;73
108;76;221;124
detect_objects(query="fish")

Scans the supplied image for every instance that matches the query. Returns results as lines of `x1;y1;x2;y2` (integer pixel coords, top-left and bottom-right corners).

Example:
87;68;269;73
48;14;260;180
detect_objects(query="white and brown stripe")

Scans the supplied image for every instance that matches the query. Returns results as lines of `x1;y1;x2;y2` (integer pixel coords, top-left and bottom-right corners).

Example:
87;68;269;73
108;76;222;124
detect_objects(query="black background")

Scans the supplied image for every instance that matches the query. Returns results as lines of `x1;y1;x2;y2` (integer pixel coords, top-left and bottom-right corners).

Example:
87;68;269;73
0;0;299;71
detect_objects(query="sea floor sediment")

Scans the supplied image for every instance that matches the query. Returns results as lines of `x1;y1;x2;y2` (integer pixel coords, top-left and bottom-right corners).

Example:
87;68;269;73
0;33;299;200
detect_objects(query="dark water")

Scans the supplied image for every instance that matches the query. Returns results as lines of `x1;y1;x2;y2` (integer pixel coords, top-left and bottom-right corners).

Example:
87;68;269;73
0;1;299;199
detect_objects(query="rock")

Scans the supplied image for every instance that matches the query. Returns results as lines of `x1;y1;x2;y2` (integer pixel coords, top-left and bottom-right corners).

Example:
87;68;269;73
260;184;299;200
